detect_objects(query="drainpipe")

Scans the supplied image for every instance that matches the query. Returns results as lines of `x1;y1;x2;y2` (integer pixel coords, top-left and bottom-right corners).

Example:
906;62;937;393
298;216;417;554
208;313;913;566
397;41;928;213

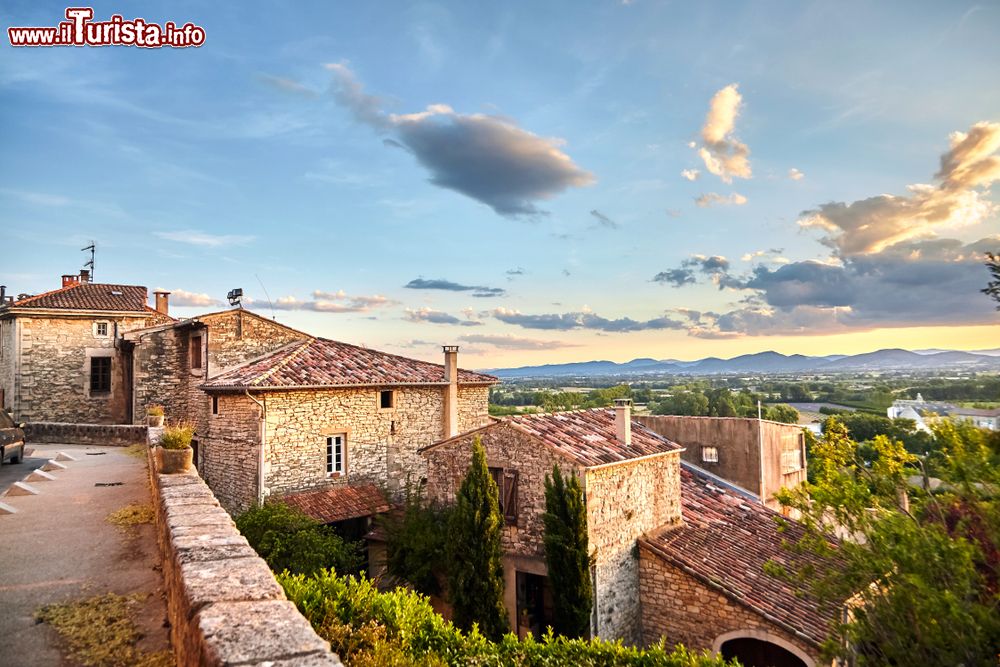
757;400;765;502
245;390;267;507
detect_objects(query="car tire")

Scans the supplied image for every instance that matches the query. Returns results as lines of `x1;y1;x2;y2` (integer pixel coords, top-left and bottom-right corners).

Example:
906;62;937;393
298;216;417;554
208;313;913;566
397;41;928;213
10;449;21;464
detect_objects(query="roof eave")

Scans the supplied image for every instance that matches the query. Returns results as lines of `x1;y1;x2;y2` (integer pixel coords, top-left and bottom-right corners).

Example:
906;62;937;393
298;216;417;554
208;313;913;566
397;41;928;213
201;380;497;393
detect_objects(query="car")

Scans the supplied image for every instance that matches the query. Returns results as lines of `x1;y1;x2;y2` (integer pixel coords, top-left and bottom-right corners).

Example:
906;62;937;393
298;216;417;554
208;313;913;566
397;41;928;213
0;407;26;465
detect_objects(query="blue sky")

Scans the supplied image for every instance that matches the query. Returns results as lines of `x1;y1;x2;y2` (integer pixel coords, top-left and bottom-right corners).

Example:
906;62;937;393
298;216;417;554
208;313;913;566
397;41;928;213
2;1;999;367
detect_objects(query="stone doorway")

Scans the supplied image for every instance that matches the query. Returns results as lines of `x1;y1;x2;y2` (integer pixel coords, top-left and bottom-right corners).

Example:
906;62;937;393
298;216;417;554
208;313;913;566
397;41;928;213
515;571;554;639
719;637;809;667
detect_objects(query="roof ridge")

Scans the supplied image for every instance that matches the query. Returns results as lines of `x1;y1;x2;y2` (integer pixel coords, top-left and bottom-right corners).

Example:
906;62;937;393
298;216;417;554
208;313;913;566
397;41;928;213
11;282;80;305
315;337;495;380
248;339;314;386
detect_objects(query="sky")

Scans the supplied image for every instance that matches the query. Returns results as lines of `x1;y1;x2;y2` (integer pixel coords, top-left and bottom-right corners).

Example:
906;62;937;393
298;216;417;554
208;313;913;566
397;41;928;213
2;1;999;368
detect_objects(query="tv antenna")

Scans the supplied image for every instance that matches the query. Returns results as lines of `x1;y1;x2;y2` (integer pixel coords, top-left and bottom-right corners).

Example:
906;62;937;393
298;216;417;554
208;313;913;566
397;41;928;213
254;274;276;320
81;241;96;279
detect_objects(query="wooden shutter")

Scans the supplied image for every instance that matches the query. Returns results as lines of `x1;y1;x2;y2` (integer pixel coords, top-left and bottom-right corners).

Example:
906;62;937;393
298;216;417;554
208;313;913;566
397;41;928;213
502;470;518;525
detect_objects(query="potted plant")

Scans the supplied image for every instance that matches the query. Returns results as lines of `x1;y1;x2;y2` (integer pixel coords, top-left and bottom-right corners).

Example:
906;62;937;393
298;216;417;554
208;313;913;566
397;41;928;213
147;404;165;428
158;423;194;474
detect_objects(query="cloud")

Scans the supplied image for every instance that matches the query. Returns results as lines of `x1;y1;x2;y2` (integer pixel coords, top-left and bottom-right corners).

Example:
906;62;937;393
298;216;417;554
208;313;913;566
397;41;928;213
681;169;700;181
458;334;579;350
326;63;594;217
506;267;525;276
653;254;741;290
257;73;318;97
651;268;696;287
799;121;1000;255
694;84;752;183
590;209;619;229
695;192;747;207
154;230;255;247
404;307;483;326
493;307;684;332
788;168;805;181
404;278;505;298
248;290;394;313
155;288;222;308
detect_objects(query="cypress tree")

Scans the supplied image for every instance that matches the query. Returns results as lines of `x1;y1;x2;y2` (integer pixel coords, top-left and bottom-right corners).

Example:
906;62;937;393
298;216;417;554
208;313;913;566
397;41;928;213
542;464;593;638
447;437;509;640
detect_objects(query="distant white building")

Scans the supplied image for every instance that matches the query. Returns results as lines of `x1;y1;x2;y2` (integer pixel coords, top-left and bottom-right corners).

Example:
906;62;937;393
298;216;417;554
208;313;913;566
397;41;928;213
888;394;999;432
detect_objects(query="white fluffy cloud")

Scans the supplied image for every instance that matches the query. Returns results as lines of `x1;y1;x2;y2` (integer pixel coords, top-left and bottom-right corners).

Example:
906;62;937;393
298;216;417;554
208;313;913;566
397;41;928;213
681;168;700;181
155;288;222;308
694;84;752;183
695;192;747;207
788;168;804;181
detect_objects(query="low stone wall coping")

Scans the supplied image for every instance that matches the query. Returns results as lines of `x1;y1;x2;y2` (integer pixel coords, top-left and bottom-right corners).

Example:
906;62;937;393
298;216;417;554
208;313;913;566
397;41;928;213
25;421;149;447
147;448;342;666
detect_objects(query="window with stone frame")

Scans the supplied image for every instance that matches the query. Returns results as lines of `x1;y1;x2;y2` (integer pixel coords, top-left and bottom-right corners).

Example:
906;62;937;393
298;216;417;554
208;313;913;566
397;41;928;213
90;356;112;393
211;395;219;415
326;434;346;476
379;389;394;409
190;335;203;369
488;466;519;525
701;445;719;463
93;321;110;338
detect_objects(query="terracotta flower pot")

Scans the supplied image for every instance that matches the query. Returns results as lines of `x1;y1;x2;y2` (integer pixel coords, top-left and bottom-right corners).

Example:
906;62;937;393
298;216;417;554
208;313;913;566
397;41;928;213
159;446;193;474
147;415;165;427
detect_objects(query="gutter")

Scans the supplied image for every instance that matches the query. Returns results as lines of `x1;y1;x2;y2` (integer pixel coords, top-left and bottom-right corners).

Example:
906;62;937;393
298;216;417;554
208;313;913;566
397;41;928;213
244;390;267;507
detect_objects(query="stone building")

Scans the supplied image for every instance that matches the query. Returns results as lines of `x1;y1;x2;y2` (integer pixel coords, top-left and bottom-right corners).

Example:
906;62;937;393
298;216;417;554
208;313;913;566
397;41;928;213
635;415;808;510
421;400;683;644
197;342;496;515
423;401;836;665
0;271;173;422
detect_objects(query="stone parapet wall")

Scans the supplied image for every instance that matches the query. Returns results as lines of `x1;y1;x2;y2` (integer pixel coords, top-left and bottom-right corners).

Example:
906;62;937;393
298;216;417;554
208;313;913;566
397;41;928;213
147;448;341;666
25;421;148;446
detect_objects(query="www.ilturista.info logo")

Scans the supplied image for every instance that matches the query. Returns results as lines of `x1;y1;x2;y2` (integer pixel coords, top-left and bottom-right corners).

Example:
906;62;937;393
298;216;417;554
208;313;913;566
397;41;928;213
8;8;205;48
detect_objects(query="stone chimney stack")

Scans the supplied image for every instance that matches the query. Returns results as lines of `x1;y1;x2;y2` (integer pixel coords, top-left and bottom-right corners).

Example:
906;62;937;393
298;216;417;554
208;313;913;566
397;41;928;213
79;269;90;283
443;345;459;439
154;291;171;316
61;274;80;288
614;398;632;446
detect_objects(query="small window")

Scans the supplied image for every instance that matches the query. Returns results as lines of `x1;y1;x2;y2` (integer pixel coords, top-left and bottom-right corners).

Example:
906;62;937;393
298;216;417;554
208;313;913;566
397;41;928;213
212;395;219;415
379;390;394;409
782;449;803;473
190;335;203;369
489;466;519;525
701;446;719;464
94;321;109;338
326;434;345;475
90;357;112;393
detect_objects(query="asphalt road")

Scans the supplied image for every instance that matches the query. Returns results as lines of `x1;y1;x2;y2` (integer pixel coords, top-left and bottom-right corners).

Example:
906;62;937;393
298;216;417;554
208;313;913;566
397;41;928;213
0;446;47;495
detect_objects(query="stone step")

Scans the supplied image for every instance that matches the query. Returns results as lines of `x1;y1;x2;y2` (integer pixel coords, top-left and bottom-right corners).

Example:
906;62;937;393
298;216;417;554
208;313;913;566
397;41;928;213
5;481;39;496
56;451;78;462
26;469;57;483
0;501;17;515
41;460;68;472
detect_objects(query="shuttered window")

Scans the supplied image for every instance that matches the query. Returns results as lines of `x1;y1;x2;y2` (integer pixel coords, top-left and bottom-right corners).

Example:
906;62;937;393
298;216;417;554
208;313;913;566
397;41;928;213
488;466;519;525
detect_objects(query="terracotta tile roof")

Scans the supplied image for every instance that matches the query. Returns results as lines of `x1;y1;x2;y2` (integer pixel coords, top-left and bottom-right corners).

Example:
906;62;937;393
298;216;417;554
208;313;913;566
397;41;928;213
202;338;498;390
640;464;840;647
6;283;150;313
279;484;391;524
501;408;681;467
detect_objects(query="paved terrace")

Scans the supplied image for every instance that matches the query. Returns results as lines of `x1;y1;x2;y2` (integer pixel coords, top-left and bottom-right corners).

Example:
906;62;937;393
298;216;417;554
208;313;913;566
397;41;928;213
0;444;171;666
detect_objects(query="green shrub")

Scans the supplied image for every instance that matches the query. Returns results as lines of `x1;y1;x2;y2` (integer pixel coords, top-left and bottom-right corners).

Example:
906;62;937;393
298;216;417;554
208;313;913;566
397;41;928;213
279;569;732;666
236;502;364;576
378;482;452;596
158;424;192;450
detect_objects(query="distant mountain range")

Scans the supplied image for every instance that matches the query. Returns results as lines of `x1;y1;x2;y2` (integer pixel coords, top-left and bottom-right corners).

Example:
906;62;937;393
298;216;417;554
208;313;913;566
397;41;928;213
486;348;1000;379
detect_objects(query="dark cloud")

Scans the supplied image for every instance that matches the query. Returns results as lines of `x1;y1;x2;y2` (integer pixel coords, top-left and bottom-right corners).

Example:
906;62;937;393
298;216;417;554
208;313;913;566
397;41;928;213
651;268;696;287
506;267;525;276
653;254;738;289
493;307;684;332
404;307;484;326
590;209;619;229
404;278;505;298
326;64;594;217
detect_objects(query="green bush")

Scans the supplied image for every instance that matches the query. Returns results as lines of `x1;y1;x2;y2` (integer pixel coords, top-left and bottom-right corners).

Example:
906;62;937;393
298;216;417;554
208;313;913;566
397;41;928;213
378;483;452;596
158;424;193;450
236;502;364;576
279;569;732;667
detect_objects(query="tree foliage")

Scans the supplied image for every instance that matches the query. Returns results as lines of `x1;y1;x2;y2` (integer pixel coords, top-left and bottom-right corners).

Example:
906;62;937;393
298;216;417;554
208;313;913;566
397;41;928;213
447;437;509;640
542;465;593;638
235;502;364;577
983;251;1000;308
775;417;1000;665
379;481;452;596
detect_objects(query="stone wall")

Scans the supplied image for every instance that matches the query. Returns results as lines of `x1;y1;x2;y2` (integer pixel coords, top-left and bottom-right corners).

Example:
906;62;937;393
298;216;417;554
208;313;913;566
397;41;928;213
635;416;807;508
637;543;821;664
585;452;682;644
199;393;262;515
10;314;158;423
24;421;148;446
200;310;309;376
0;317;15;413
131;325;205;427
147;448;341;666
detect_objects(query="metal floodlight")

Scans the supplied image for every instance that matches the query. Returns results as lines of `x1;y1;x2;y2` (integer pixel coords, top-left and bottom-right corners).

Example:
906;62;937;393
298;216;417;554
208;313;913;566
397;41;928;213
227;288;243;307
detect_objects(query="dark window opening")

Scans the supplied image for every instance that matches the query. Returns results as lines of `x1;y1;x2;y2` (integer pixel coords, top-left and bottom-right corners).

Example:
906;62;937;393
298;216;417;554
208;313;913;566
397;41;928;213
380;390;394;409
516;571;555;640
90;357;112;393
489;466;519;525
190;335;203;369
719;638;807;667
212;395;219;415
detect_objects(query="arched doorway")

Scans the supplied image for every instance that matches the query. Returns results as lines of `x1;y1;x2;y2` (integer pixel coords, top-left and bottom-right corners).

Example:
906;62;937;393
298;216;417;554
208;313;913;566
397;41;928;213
713;630;814;667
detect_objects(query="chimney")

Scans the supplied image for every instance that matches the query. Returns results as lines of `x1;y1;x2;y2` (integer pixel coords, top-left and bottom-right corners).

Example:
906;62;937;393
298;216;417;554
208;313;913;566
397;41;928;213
443;345;459;439
79;269;90;284
154;291;170;316
614;398;632;446
0;286;5;303
62;274;80;288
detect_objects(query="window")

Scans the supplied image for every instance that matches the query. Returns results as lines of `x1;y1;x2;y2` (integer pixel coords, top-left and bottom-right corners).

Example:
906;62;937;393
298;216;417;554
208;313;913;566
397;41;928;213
489;466;519;525
211;395;219;415
90;357;112;393
326;435;345;475
701;446;719;463
781;449;803;473
93;321;109;338
379;390;394;409
190;335;202;369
